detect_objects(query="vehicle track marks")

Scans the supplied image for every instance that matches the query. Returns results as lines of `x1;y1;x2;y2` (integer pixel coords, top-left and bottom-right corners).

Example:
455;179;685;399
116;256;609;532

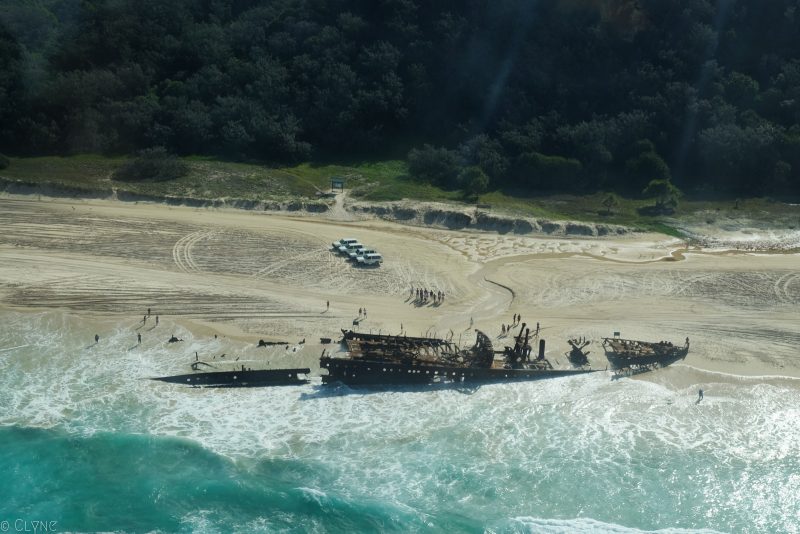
172;231;214;273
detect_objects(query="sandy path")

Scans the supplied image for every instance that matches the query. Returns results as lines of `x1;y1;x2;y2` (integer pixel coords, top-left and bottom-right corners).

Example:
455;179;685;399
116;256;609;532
1;195;798;383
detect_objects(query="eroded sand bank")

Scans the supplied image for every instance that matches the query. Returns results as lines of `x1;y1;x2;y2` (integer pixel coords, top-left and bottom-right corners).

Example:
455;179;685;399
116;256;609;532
1;195;798;385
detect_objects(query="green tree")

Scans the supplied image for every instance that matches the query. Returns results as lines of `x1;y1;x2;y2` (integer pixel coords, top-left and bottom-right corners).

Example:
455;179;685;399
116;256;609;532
643;179;682;213
458;135;509;181
459;166;490;198
407;145;460;188
512;152;583;191
2;0;800;199
601;192;619;215
625;151;671;192
0;23;24;150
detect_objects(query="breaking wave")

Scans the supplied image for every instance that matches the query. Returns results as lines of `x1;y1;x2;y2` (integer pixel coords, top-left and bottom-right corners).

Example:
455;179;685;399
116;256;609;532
1;310;799;532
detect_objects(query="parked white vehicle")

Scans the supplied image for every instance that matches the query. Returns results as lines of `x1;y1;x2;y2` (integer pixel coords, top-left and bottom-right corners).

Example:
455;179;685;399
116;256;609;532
357;253;383;266
332;237;358;250
339;241;363;254
348;247;375;260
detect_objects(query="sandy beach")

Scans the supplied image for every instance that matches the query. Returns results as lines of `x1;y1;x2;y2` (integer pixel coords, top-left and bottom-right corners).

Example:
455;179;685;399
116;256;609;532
1;194;798;385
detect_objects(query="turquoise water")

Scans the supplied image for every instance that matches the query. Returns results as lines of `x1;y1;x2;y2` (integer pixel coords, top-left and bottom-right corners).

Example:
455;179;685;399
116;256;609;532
1;310;798;532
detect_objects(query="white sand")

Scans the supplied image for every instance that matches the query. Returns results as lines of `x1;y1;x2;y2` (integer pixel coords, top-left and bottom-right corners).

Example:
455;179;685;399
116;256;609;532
1;195;798;385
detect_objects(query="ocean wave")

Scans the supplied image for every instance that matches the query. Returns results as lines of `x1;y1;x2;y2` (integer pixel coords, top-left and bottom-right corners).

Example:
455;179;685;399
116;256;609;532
493;516;725;533
2;310;800;532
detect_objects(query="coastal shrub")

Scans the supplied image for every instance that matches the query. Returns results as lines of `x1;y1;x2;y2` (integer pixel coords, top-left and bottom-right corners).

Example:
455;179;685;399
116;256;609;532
113;147;189;182
624;149;671;193
459;166;490;198
407;145;460;188
513;152;583;191
458;135;509;181
0;153;9;169
642;178;682;214
601;192;620;215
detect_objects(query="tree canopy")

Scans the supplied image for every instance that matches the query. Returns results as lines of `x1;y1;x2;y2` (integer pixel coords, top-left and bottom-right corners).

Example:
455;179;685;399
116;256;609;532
1;0;800;196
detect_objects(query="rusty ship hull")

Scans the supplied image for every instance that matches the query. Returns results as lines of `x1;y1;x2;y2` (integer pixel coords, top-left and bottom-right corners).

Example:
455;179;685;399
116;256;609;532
320;356;595;386
151;368;311;388
323;325;598;386
602;337;689;369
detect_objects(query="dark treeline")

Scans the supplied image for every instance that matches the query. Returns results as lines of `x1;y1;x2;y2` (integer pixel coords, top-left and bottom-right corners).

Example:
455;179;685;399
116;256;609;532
1;0;800;196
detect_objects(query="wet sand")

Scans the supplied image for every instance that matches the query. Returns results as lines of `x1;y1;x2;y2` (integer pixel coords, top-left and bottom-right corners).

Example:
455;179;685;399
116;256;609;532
1;195;798;385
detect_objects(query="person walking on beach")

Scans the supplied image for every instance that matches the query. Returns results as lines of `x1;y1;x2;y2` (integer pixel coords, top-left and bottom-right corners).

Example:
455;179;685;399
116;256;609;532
326;300;330;310
698;389;704;401
155;315;159;326
94;334;99;343
147;307;151;316
137;333;141;344
359;307;362;317
143;314;147;324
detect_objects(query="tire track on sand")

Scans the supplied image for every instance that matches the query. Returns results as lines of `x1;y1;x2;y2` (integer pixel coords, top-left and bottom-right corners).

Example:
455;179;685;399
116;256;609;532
172;231;213;273
778;272;800;304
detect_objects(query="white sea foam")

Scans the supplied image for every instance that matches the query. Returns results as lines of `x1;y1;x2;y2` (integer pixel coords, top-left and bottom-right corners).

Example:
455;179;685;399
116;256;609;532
671;361;800;382
2;309;800;531
496;516;725;533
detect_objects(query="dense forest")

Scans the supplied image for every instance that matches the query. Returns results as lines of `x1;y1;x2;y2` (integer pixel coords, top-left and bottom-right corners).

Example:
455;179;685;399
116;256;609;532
2;0;800;197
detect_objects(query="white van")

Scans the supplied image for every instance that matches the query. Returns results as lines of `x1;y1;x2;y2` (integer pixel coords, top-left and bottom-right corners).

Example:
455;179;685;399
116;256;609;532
332;237;358;249
357;253;383;266
339;241;363;254
333;238;358;252
348;247;375;260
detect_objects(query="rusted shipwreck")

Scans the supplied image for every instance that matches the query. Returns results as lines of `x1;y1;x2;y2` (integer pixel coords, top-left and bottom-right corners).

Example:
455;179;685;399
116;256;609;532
602;336;689;370
151;365;311;387
321;323;598;386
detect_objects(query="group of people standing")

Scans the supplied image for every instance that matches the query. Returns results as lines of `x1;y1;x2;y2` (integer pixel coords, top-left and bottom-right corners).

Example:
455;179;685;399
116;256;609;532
142;307;159;327
500;313;523;336
136;307;159;345
410;286;445;305
94;307;160;346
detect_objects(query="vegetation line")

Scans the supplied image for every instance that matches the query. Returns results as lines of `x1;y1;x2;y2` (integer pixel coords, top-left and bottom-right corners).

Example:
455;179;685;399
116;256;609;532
1;1;799;199
3;155;800;240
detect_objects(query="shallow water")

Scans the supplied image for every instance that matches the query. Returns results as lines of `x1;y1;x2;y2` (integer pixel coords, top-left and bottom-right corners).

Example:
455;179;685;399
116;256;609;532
1;310;798;532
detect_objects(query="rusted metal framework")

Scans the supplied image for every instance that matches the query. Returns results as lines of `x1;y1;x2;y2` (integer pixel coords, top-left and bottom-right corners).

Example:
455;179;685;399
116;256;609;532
343;329;495;368
602;337;689;369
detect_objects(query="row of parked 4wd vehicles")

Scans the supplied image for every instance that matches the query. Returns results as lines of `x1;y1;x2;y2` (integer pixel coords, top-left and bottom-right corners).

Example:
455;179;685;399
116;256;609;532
331;238;383;266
